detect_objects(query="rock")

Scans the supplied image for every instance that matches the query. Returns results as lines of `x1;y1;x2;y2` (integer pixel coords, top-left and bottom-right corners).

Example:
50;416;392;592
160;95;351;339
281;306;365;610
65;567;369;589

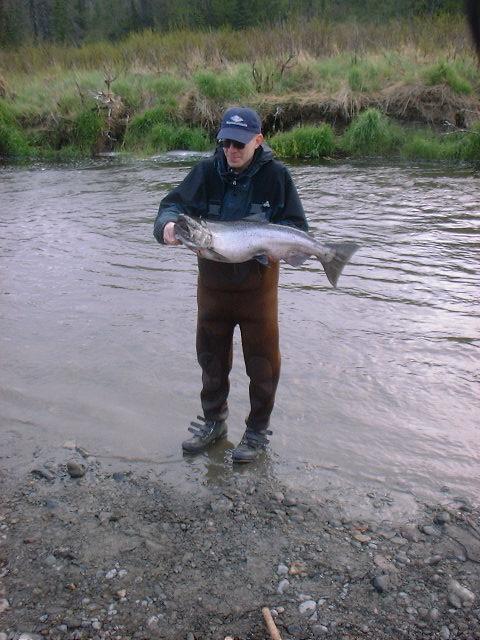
277;563;289;575
448;579;475;606
210;498;233;512
289;561;307;575
440;626;450;640
312;625;328;636
0;598;9;613
286;624;303;637
435;511;451;524
400;524;421;542
66;461;86;478
31;467;55;481
425;555;442;565
0;634;7;640
352;533;371;544
299;600;316;615
421;525;439;536
18;635;44;640
373;575;389;593
430;608;440;622
277;579;290;594
273;492;285;503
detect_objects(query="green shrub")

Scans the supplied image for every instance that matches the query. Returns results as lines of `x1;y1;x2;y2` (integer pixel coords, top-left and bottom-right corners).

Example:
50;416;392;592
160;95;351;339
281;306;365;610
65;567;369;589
150;124;211;152
401;135;456;161
348;65;364;92
72;108;104;152
269;124;336;159
194;69;253;102
460;123;480;162
0;99;30;157
111;79;143;110
424;62;472;95
147;75;188;99
124;104;179;148
341;108;401;156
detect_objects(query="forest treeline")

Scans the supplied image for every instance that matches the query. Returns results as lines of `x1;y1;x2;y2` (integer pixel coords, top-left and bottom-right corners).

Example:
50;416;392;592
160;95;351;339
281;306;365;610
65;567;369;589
0;0;467;47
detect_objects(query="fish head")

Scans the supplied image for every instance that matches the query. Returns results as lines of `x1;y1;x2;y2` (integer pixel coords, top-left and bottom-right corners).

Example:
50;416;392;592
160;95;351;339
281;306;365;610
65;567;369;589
174;214;213;250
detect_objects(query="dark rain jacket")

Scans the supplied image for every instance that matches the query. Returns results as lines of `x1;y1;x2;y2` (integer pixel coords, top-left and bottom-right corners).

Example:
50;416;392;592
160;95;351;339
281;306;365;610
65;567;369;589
153;144;308;290
153;145;307;240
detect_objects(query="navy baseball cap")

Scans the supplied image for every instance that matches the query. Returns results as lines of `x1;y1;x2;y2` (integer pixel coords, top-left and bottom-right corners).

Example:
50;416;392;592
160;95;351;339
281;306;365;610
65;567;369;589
218;107;262;144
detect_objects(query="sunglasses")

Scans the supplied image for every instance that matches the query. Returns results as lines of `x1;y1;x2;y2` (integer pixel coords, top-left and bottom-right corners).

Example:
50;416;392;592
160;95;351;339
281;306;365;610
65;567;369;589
218;139;246;150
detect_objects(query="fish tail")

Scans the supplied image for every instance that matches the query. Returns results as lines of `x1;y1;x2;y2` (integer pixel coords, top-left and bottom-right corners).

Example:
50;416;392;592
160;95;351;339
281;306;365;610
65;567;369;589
317;242;358;288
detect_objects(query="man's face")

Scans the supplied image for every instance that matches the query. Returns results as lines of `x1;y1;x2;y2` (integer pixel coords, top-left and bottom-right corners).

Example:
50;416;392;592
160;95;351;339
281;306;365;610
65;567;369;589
223;133;264;172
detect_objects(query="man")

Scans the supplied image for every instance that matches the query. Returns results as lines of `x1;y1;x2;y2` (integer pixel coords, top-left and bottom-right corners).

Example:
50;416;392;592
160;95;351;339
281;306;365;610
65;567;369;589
154;106;307;462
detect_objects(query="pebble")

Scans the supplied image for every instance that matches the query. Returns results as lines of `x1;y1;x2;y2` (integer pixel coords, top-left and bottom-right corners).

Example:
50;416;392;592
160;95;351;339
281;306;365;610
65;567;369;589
448;579;475;606
421;525;438;536
400;524;421;542
373;575;389;593
0;634;6;640
299;599;317;615
440;626;450;640
0;598;9;613
277;578;290;594
277;563;289;575
425;555;442;565
430;608;440;621
435;511;451;524
312;625;328;635
273;492;284;503
105;569;117;579
67;461;86;478
31;467;55;481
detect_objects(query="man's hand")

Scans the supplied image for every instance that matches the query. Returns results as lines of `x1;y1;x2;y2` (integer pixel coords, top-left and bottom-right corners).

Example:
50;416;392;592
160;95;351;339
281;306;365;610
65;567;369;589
163;221;181;245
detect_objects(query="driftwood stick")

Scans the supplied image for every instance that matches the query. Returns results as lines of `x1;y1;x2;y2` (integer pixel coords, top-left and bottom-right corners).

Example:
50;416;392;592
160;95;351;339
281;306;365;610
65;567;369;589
262;607;283;640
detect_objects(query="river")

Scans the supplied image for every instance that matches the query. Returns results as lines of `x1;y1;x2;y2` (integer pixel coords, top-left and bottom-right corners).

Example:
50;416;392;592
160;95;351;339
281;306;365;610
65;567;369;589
1;154;478;517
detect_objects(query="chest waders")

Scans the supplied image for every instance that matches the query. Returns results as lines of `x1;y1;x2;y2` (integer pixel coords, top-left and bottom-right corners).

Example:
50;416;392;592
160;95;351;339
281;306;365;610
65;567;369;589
196;257;281;433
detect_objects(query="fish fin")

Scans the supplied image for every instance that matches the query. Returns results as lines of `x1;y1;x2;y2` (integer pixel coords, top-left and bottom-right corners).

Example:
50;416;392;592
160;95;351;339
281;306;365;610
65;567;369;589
283;253;309;267
318;242;359;288
254;254;270;266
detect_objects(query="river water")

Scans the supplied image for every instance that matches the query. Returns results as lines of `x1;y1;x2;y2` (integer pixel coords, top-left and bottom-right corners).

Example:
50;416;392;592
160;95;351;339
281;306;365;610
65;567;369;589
1;155;478;515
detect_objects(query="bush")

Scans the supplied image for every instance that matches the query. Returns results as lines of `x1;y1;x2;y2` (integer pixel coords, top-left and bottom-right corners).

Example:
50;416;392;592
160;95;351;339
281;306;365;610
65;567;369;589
460;123;480;162
150;124;211;152
269;124;336;159
0;99;30;157
124;104;179;148
341;108;401;156
194;69;253;102
401;134;460;161
424;62;472;95
72;108;104;152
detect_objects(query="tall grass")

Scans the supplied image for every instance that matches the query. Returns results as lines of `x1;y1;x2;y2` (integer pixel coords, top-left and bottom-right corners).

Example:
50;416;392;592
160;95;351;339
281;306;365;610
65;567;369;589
0;99;30;157
270;125;336;159
0;15;469;75
341;108;402;156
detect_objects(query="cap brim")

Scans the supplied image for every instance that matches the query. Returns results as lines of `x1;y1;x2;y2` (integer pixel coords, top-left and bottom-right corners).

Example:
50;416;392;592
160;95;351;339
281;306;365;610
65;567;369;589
217;127;257;144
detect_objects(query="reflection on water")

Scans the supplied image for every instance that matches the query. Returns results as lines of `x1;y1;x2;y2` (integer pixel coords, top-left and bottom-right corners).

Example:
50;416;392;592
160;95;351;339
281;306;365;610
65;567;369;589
0;157;478;509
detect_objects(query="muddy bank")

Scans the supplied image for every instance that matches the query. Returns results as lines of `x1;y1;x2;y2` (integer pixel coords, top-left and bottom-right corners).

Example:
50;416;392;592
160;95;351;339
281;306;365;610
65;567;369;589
1;443;479;640
181;85;480;134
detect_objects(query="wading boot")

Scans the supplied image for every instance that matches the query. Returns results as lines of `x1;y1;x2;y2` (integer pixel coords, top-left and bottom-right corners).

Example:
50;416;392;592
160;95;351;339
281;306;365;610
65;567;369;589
182;415;228;453
232;428;272;463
